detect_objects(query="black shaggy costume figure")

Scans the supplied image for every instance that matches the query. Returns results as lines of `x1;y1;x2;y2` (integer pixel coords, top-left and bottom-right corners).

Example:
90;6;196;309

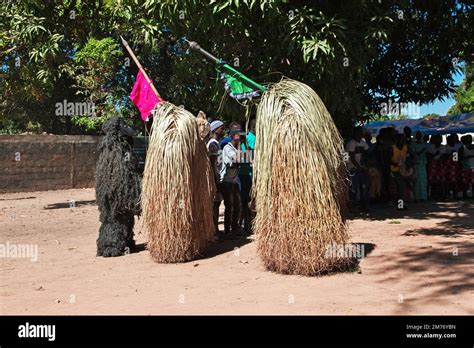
96;117;141;257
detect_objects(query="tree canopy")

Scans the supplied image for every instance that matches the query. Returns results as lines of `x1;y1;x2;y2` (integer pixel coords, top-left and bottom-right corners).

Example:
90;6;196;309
447;62;474;115
1;0;473;134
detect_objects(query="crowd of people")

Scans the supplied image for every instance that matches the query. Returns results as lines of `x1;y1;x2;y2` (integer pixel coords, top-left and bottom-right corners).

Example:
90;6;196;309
345;125;474;211
197;115;474;235
200;115;256;239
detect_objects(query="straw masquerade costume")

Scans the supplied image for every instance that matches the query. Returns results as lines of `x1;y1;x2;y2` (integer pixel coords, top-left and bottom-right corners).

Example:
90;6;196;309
96;117;141;257
141;103;216;262
254;79;349;275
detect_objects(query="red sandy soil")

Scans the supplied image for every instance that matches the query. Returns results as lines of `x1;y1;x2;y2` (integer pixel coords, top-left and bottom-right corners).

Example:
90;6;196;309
1;188;473;315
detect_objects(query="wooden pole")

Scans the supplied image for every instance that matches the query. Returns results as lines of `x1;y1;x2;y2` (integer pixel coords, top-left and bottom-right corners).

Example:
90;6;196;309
186;39;266;92
120;36;163;100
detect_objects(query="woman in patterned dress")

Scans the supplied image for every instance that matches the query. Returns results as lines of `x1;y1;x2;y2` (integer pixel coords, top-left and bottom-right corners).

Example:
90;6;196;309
410;131;429;201
443;134;462;200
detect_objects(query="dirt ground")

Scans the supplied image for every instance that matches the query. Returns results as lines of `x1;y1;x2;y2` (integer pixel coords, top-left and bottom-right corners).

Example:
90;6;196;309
1;188;473;315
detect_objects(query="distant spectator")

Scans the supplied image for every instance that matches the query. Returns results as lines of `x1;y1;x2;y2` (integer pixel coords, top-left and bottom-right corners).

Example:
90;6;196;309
365;133;381;201
427;134;446;199
346;126;370;211
364;131;374;152
444;134;462;199
378;128;394;202
411;131;429;201
391;134;409;209
387;127;397;145
404;126;413;145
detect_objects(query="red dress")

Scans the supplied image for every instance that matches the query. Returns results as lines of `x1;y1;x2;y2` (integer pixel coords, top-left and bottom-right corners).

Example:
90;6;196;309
443;145;461;185
427;145;445;184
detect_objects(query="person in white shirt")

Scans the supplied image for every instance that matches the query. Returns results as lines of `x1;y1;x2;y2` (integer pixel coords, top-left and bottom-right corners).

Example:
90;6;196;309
220;127;242;236
345;126;370;211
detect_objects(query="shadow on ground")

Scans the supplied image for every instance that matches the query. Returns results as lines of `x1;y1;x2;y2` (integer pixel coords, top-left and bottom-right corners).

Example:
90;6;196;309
327;242;376;275
0;196;36;201
350;201;473;238
130;237;252;260
200;235;252;259
44;200;96;209
132;242;147;254
371;240;474;314
354;200;474;314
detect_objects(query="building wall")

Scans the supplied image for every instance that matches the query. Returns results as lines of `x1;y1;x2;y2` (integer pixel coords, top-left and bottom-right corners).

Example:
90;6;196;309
0;135;102;193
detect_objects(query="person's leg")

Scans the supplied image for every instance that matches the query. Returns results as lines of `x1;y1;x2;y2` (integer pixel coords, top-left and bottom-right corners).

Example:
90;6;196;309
419;166;428;201
375;170;382;200
213;199;221;233
239;175;251;232
394;172;407;207
360;171;371;209
414;166;421;201
384;170;393;202
246;177;254;233
368;172;375;200
349;170;360;206
220;183;233;234
231;183;241;233
379;170;387;202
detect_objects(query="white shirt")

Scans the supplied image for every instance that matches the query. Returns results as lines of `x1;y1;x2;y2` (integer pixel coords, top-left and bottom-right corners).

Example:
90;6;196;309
345;139;369;171
220;142;239;183
462;145;474;168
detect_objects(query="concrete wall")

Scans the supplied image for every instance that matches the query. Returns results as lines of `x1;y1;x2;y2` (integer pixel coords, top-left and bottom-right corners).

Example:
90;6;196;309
0;135;102;193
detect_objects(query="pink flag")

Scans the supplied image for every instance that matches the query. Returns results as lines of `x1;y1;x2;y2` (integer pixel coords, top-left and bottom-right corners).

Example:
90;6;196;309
129;70;162;121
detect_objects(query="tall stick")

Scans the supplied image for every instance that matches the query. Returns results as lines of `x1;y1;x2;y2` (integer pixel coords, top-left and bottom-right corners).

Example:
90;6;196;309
186;40;266;92
120;36;163;100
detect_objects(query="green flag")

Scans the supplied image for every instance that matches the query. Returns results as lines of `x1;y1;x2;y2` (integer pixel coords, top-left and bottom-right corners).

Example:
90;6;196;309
218;63;266;100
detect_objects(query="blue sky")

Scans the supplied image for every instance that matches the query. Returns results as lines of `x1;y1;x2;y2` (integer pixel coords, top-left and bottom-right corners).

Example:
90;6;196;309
419;71;465;117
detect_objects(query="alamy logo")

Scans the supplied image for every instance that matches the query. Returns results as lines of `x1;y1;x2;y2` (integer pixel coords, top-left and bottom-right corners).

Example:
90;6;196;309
55;99;96;117
18;322;56;341
216;149;255;166
0;242;38;262
325;242;365;260
379;99;420;118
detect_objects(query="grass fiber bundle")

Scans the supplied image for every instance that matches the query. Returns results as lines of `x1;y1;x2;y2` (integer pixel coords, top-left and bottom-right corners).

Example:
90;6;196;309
142;102;215;262
254;79;349;276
